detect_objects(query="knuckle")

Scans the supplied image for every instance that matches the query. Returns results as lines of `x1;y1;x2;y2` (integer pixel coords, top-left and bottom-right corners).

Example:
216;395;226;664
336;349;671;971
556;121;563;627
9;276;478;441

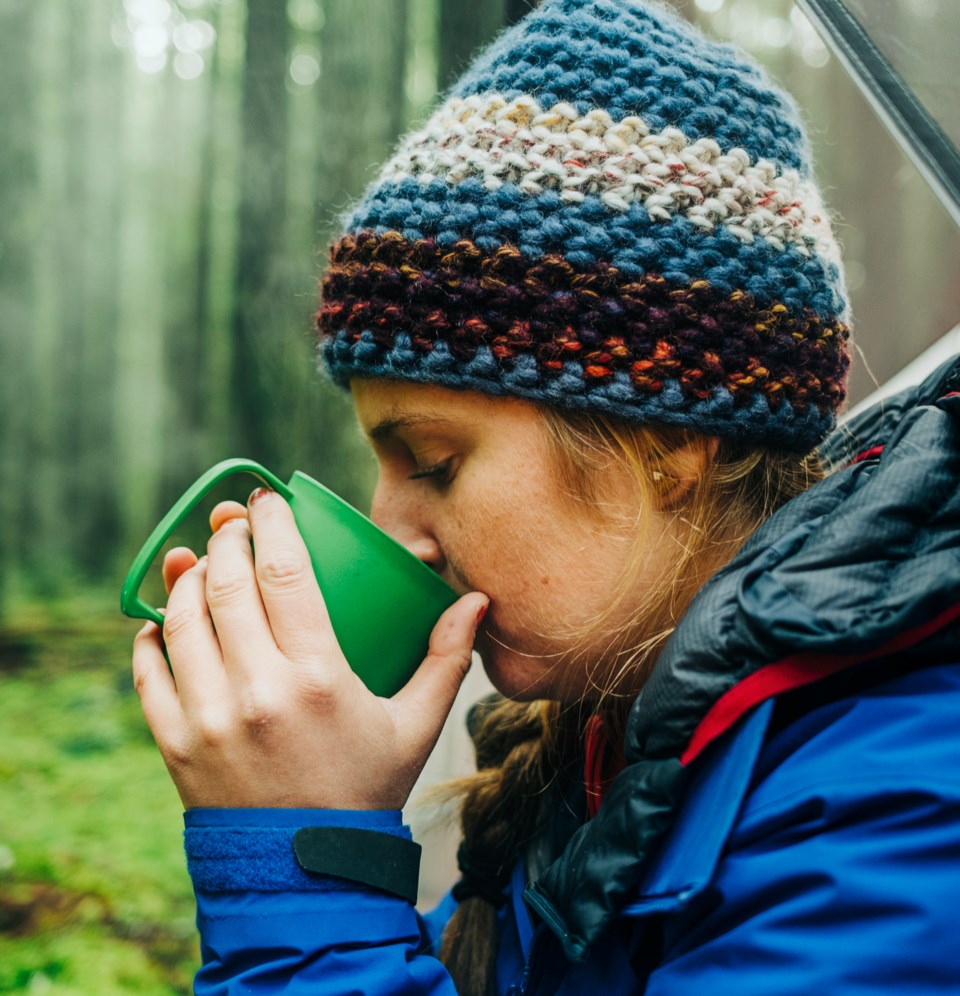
160;733;194;770
206;571;248;607
194;708;232;750
255;549;311;590
163;605;200;641
451;647;473;674
301;673;340;709
238;683;282;730
132;665;151;698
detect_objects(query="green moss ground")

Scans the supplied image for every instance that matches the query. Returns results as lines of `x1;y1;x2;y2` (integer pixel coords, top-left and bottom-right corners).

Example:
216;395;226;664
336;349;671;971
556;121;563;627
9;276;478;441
0;602;198;993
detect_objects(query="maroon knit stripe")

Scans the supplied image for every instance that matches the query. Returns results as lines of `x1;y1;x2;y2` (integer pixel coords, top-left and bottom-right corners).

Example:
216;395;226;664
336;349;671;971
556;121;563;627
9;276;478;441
318;231;851;414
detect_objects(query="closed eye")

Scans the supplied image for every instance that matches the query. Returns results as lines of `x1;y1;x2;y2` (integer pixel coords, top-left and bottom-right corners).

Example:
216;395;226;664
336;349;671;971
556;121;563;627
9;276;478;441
408;459;454;484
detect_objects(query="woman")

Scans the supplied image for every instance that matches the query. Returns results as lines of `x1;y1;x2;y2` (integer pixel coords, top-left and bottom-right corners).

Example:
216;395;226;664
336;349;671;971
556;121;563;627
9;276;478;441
132;1;960;992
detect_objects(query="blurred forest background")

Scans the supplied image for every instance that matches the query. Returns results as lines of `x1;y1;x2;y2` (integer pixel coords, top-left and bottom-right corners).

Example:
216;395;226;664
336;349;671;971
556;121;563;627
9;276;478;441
1;0;958;991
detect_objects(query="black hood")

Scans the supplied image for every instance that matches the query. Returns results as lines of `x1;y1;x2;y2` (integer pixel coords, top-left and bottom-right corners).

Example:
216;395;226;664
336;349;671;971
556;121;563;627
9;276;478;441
525;354;960;961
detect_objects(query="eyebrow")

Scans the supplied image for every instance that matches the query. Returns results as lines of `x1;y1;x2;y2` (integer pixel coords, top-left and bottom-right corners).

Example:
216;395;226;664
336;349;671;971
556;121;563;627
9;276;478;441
367;414;454;441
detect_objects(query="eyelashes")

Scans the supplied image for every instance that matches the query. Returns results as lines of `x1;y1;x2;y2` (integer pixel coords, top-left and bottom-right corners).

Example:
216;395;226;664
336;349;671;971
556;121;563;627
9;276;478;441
408;458;455;486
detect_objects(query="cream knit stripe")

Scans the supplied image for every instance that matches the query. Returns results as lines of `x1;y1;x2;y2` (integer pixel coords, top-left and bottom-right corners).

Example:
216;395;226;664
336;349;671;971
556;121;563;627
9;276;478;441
380;93;841;264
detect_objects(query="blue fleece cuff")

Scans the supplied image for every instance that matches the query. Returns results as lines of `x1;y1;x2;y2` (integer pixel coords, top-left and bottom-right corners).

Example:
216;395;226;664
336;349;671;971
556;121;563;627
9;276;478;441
184;808;410;894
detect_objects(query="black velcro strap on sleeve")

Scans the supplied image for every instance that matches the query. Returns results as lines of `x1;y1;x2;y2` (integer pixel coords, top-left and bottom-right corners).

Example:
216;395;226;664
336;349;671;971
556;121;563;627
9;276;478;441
293;827;421;905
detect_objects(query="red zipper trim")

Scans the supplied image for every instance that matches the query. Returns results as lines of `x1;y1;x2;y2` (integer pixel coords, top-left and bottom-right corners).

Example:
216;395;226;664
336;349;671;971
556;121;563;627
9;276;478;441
850;444;884;464
681;601;960;766
583;714;626;818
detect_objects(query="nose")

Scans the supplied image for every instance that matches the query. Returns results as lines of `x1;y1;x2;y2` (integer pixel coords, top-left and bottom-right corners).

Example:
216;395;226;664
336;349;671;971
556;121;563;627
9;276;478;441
370;477;445;574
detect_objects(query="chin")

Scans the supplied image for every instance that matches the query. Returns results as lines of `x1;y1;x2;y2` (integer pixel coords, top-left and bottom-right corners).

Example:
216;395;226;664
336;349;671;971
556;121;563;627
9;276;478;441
474;634;565;702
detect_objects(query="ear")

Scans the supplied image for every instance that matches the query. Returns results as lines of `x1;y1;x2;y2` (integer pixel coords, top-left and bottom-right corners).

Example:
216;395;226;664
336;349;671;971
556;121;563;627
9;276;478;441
654;436;720;509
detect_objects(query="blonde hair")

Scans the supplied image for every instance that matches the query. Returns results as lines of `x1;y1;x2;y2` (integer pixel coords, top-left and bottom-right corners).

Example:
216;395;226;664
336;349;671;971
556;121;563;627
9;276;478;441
436;409;823;995
541;410;821;702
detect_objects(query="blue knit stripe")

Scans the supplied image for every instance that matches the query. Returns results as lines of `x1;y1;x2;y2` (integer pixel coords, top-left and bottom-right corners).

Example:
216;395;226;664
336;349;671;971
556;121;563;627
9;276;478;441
347;178;846;319
448;0;808;172
321;333;835;452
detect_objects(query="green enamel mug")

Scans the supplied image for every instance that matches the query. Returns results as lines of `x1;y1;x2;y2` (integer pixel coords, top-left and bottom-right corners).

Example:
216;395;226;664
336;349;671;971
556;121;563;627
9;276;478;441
120;458;458;697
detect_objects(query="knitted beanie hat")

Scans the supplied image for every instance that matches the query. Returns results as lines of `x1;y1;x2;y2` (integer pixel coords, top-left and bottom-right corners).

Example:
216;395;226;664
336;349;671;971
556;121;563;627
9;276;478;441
318;0;851;451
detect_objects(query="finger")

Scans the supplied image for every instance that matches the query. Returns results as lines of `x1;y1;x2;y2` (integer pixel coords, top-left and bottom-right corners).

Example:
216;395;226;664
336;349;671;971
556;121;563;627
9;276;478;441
245;488;339;664
204;515;277;670
210;500;248;534
163;546;198;596
162;558;228;711
391;593;488;756
132;621;184;738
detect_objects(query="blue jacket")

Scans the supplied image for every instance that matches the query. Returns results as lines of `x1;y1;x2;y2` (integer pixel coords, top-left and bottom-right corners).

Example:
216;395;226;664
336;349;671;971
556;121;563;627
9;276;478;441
184;359;960;993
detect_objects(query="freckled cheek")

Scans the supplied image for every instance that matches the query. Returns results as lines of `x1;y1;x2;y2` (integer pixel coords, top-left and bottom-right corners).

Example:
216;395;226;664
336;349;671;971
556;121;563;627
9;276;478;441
472;527;556;610
443;470;561;595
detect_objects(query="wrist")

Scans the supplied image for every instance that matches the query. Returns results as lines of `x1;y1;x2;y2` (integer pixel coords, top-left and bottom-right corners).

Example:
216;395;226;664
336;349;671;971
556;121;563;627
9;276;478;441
183;808;420;902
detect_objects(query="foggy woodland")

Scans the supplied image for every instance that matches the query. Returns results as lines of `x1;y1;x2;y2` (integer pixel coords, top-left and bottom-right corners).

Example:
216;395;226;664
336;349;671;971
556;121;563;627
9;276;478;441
1;2;959;989
1;0;958;613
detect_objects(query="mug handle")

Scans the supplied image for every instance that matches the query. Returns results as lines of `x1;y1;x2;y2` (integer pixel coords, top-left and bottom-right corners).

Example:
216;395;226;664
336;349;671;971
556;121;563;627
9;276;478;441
120;458;293;626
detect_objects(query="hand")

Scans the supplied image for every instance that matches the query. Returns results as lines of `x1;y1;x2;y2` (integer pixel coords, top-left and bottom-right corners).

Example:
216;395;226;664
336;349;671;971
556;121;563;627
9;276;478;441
132;489;488;811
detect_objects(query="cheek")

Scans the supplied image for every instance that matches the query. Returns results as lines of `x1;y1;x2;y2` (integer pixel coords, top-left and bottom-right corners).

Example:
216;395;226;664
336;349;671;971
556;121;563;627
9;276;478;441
446;478;565;621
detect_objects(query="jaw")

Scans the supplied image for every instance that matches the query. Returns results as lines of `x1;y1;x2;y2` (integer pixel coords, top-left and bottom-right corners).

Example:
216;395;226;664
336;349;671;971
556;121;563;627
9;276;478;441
474;631;580;703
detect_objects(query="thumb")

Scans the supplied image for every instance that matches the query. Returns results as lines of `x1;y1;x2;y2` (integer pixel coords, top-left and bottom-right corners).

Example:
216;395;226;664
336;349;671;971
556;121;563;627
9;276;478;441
391;592;489;755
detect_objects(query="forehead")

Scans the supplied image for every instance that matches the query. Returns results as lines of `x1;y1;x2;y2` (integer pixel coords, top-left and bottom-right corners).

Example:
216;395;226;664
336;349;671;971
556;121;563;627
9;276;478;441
350;378;540;436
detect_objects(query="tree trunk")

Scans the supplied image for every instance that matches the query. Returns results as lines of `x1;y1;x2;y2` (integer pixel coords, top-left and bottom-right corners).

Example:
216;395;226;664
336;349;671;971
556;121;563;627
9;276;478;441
113;43;171;562
198;0;245;462
318;0;410;205
228;0;291;464
0;0;36;607
74;0;124;581
504;0;541;28
159;49;218;503
438;0;505;90
307;0;415;505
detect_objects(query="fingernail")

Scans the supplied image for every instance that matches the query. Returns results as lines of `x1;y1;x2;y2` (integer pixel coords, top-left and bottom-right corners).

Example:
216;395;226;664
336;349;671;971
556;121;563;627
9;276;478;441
475;601;489;628
248;486;274;506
